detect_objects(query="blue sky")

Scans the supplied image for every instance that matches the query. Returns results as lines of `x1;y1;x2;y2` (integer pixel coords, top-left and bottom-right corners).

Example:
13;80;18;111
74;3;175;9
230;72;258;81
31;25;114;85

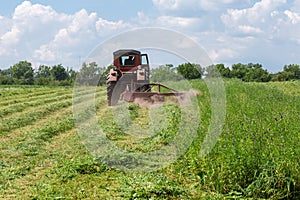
0;0;300;72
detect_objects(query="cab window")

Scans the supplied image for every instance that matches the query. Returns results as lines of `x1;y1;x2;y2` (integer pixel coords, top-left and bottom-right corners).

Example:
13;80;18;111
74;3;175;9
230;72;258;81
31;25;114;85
141;54;148;65
120;55;135;66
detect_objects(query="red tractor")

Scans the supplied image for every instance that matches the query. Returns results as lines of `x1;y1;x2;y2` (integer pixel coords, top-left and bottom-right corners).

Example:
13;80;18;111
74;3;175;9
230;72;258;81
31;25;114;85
106;49;183;106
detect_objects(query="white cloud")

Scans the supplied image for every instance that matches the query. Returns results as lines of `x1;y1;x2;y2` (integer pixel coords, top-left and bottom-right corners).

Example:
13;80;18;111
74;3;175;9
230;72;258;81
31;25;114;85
237;25;263;34
209;48;237;62
33;45;56;62
221;0;287;33
1;26;20;46
13;1;61;23
0;16;13;45
0;1;69;61
152;0;179;11
197;0;243;11
33;9;100;63
95;18;130;36
196;32;251;64
152;0;252;12
135;11;208;33
216;0;300;71
223;0;285;22
157;16;202;28
284;10;300;24
51;9;98;47
0;1;130;68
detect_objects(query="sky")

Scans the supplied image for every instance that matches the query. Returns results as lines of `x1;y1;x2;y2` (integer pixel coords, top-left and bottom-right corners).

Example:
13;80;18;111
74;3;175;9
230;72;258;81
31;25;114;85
0;0;300;72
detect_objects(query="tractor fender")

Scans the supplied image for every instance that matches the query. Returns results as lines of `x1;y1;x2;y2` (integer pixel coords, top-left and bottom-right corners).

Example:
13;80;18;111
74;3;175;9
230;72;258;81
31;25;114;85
107;68;121;82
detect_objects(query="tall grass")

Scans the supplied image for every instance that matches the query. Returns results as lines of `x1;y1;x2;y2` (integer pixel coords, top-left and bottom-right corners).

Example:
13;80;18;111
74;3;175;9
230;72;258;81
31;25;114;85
180;79;300;199
0;81;299;199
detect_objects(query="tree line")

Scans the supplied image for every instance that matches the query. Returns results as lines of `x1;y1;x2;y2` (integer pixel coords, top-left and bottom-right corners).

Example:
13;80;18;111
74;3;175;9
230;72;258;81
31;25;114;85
0;61;109;86
0;61;77;86
0;60;299;86
151;63;300;82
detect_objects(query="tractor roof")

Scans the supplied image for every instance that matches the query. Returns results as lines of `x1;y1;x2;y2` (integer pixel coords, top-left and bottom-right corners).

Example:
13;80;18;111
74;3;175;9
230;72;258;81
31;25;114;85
113;49;141;57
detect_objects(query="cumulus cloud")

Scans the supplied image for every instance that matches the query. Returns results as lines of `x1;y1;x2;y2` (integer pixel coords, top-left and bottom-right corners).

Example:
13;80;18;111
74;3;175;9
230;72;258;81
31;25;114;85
136;12;196;33
0;1;130;68
152;0;250;12
221;0;287;35
95;18;131;36
33;9;99;63
0;1;69;64
152;0;179;11
139;0;300;72
220;0;300;47
1;26;20;46
196;32;252;65
13;1;62;23
237;25;263;34
157;16;202;29
284;10;300;24
0;15;11;34
33;9;131;64
34;45;56;62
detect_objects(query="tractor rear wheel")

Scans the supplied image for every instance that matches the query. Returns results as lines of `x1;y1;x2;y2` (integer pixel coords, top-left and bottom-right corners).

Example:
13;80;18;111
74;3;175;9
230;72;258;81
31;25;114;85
107;81;117;106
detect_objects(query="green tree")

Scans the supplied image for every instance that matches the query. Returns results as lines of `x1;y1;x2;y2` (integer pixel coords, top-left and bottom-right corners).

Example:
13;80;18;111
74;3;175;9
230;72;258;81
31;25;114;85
205;65;222;78
283;64;300;80
0;68;14;85
231;63;248;80
10;61;34;85
177;63;203;79
271;71;294;81
67;67;77;84
244;63;271;82
76;62;104;86
34;65;52;85
151;64;183;82
35;65;51;78
206;64;232;78
0;68;11;76
51;64;69;81
215;64;232;78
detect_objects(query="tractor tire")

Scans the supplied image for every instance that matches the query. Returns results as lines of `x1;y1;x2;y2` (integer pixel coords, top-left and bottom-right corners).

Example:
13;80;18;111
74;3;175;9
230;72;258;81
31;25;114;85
107;81;117;106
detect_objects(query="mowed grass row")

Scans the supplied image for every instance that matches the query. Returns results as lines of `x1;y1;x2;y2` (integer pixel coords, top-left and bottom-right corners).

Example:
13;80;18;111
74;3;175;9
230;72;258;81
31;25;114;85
0;81;299;199
0;107;74;182
0;87;70;106
0;86;99;119
0;86;110;198
0;85;98;107
0;86;104;133
0;93;72;118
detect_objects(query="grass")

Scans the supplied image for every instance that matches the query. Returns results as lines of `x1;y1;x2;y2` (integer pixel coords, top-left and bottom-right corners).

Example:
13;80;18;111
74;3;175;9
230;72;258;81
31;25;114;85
0;80;299;199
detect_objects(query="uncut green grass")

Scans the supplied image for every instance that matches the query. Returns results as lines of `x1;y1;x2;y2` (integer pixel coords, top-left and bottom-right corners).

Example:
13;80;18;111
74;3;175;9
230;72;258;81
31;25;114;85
0;80;299;199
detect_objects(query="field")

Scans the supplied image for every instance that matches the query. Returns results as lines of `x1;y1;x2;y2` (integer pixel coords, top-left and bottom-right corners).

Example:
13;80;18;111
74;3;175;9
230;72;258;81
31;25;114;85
0;80;299;199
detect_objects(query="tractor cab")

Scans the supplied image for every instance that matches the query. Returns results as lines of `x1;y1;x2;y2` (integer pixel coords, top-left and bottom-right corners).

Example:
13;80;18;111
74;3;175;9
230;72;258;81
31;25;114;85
113;49;149;72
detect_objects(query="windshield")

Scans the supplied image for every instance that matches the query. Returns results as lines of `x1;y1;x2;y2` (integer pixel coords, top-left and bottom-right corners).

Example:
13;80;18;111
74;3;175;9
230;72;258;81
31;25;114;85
119;55;135;66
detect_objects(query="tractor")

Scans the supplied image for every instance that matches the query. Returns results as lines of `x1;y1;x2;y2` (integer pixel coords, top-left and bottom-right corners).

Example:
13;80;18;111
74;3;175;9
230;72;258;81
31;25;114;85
106;49;184;106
